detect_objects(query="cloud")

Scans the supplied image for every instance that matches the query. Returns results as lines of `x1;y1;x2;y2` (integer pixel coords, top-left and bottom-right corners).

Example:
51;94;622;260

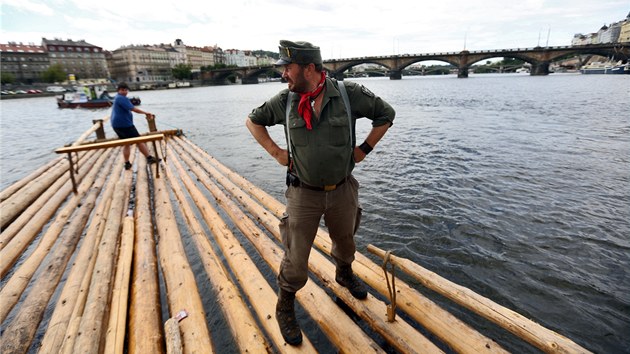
1;0;628;57
1;0;55;16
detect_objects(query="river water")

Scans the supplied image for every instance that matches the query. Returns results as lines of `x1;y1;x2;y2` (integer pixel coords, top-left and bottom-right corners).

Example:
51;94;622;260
1;73;629;353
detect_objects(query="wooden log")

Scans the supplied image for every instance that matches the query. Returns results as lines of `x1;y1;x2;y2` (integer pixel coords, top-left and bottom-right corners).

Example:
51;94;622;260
55;134;164;154
0;146;102;249
172;138;442;353
0;150;98;273
72;178;129;354
152;158;214;353
164;318;183;354
56;135;164;190
146;114;158;132
367;244;592;354
37;150;121;354
0;155;64;202
0;149;109;322
166;150;278;353
171;140;383;353
0;150;89;229
72;115;110;145
0;151;113;353
104;216;135;354
0;160;71;250
128;155;165;354
0;149;98;252
155;129;182;137
58;147;137;354
177;136;508;354
167;145;318;352
72;130;181;147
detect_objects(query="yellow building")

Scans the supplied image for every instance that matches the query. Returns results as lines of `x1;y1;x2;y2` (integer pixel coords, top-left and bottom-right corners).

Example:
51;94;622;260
619;17;630;42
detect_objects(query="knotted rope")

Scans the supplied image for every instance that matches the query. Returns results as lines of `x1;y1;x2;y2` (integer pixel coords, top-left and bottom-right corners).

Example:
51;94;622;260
382;250;397;322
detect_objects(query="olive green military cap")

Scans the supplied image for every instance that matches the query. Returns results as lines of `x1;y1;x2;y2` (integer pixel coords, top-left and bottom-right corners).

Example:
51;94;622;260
276;40;322;65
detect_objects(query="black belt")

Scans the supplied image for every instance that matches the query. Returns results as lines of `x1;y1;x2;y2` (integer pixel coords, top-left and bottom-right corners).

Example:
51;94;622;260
299;177;348;192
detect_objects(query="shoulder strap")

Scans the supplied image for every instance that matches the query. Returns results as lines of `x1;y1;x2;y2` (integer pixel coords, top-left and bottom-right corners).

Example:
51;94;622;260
337;81;355;147
285;92;295;160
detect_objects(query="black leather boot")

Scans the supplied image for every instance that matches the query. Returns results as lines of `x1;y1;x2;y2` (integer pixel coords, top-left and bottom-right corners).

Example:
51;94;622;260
335;265;368;299
276;289;303;345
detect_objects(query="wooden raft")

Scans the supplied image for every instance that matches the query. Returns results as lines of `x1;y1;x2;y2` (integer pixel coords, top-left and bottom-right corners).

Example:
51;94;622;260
0;120;591;354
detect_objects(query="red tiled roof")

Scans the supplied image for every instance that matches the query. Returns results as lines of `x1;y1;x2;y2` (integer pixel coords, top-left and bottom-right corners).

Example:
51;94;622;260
0;43;46;53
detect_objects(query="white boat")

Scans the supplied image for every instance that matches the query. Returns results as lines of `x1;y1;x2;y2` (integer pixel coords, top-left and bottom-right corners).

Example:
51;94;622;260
167;81;191;89
580;61;630;75
56;84;140;109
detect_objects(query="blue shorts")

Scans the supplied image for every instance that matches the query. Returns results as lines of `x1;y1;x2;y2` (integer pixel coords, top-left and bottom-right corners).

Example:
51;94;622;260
113;126;140;139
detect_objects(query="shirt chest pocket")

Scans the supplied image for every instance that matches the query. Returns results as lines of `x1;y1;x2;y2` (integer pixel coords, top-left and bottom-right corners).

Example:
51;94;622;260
288;115;308;146
327;113;351;146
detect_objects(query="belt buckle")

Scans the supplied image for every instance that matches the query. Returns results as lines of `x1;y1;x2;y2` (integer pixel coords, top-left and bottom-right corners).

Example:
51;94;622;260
324;184;336;192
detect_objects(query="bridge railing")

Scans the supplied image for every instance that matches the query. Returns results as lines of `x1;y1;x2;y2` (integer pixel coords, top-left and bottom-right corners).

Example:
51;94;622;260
323;42;628;63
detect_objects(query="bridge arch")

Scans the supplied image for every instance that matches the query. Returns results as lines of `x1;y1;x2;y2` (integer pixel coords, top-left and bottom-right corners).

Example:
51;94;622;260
398;59;458;75
202;66;283;85
209;71;243;85
242;67;283;84
202;43;630;81
324;59;393;80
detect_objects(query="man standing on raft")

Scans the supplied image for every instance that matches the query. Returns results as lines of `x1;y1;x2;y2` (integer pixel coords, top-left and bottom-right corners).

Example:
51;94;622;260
246;40;395;345
111;82;159;170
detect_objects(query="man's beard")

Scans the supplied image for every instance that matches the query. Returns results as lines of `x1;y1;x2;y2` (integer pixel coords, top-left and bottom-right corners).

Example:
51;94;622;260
288;68;309;93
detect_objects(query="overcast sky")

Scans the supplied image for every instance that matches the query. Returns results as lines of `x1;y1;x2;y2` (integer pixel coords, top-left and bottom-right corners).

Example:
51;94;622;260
1;0;628;58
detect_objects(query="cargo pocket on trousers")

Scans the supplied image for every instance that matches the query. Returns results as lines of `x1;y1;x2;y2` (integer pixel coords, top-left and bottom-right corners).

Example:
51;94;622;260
353;206;363;236
279;213;290;247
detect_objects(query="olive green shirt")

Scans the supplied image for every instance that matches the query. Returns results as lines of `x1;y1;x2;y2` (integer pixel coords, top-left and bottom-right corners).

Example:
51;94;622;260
248;78;395;186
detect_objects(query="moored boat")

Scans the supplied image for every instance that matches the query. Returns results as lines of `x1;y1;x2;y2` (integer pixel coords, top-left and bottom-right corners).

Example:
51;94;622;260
56;84;141;108
515;67;530;73
580;60;630;74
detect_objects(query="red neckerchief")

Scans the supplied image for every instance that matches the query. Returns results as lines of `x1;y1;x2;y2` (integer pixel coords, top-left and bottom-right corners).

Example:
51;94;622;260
297;72;326;130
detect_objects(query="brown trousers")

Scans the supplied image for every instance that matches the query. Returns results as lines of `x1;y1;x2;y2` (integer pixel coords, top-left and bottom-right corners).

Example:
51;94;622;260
278;175;362;292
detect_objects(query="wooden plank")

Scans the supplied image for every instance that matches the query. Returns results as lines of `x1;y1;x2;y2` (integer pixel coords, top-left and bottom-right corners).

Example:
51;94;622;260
178;136;508;354
153;157;214;353
171;139;384;353
104;216;135;354
73;115;110;146
0;151;99;274
128;156;165;354
72;179;128;353
55;134;164;154
164;318;183;354
0;152;113;353
0;161;70;250
0;151;85;229
59;150;136;354
173;138;442;353
0;150;110;322
167;149;280;353
169;145;316;352
38;152;121;354
0;155;64;202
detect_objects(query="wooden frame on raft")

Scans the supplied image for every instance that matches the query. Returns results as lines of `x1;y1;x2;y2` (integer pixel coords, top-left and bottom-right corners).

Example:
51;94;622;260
55;134;165;193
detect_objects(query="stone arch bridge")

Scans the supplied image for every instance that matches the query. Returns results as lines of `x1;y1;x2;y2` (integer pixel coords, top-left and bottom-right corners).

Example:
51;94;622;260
201;42;630;83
